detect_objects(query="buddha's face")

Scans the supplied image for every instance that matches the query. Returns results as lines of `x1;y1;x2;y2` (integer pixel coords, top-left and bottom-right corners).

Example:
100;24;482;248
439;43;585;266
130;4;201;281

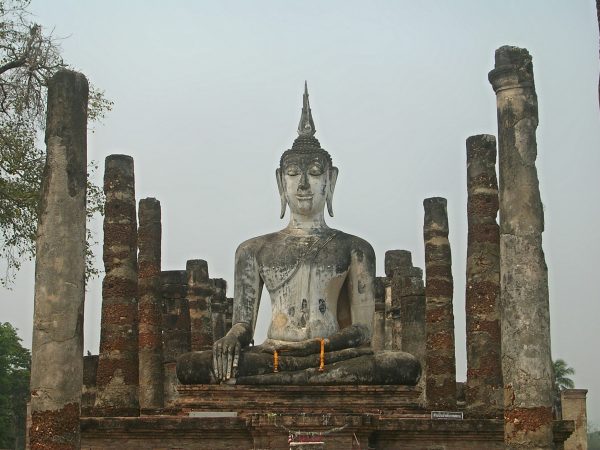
281;152;330;217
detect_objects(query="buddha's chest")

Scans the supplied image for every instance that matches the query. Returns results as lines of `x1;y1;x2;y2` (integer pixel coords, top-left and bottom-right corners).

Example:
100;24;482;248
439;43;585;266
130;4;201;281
256;234;350;295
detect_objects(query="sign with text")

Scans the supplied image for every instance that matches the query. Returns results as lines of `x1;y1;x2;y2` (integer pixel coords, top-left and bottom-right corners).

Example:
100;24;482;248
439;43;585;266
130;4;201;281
431;411;464;420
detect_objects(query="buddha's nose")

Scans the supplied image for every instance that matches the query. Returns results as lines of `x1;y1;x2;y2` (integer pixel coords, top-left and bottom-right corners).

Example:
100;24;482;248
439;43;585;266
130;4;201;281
298;171;310;191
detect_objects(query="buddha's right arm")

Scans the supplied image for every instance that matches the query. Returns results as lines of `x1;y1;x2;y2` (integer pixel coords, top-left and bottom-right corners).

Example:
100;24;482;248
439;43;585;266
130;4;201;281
213;240;263;382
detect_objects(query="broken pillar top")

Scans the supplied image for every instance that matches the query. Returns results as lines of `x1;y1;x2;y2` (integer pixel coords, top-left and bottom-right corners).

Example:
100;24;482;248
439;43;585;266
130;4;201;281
466;134;497;179
374;276;386;303
139;198;161;221
488;45;534;92
186;259;209;283
45;69;89;148
423;197;449;232
105;153;134;169
384;250;412;277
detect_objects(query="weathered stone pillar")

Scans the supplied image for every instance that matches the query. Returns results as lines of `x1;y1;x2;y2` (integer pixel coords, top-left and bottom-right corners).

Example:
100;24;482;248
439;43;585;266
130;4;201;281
385;250;426;396
489;46;554;448
560;389;588;450
385;250;410;351
30;69;88;449
187;259;214;351
465;134;503;418
138;198;164;410
225;297;234;334
95;154;139;416
82;354;98;417
161;270;190;405
423;197;456;409
382;277;393;350
371;277;386;351
211;278;228;342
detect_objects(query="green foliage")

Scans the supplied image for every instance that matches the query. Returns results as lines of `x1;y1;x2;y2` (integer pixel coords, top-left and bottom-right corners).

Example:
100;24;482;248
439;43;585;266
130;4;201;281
0;322;30;449
0;0;111;286
553;358;575;391
589;430;600;449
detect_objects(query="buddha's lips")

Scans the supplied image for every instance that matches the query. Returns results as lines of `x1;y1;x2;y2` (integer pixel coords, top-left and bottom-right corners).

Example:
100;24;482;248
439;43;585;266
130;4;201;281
296;195;313;200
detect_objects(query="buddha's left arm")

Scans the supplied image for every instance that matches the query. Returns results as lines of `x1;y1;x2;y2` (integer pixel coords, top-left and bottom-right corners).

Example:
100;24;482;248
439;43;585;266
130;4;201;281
336;239;376;347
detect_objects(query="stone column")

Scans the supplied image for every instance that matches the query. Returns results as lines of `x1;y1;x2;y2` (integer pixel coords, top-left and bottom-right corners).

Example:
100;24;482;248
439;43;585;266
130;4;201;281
371;277;386;351
30;70;88;449
382;277;393;350
423;197;456;409
81;354;98;417
161;270;190;405
187;259;214;351
385;250;425;356
138;198;164;410
225;297;234;334
465;134;503;418
385;250;426;395
560;389;588;450
211;278;228;342
489;46;554;448
385;250;410;351
95;154;139;416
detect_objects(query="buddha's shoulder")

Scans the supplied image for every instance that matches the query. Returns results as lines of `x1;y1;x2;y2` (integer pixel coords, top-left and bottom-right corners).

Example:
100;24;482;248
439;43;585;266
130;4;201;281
234;232;286;255
329;229;375;257
235;229;374;257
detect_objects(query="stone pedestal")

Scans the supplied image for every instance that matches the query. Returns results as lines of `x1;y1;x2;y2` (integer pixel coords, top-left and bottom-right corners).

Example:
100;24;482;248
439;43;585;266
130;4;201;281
560;389;588;450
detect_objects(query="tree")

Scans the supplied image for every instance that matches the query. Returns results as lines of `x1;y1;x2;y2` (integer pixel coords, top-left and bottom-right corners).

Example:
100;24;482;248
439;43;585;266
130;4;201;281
551;359;575;419
0;322;30;449
553;358;575;391
0;0;110;286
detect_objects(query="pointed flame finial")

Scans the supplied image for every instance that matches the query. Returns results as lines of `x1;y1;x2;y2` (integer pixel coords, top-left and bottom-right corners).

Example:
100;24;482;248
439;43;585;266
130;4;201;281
297;81;316;137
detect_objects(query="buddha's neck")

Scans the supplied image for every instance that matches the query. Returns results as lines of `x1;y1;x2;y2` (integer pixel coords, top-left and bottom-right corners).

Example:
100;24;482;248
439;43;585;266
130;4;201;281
286;211;329;234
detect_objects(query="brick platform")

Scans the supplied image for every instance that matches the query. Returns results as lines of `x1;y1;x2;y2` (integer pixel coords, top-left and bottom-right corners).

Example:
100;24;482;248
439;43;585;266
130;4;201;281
80;385;574;449
175;384;423;416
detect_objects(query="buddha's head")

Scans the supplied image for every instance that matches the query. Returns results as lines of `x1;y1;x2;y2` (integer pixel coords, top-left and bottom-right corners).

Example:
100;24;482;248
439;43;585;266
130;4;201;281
276;83;338;219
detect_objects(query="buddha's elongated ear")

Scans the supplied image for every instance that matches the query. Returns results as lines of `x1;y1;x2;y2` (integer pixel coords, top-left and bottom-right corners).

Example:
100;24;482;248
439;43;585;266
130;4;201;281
326;166;338;217
276;168;287;219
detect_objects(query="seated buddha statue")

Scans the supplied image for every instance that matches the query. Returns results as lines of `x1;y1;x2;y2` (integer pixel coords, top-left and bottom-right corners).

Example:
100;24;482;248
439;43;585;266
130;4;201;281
177;84;420;385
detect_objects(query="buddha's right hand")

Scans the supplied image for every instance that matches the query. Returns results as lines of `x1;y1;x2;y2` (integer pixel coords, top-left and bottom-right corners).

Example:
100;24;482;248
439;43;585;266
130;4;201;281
212;334;241;382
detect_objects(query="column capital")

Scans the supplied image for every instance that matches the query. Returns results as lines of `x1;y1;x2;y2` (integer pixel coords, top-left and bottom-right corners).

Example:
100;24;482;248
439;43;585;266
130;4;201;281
488;46;535;93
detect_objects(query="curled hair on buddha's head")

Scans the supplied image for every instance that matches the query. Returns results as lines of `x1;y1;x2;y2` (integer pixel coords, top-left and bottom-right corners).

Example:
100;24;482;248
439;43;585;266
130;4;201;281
276;82;338;219
279;136;333;169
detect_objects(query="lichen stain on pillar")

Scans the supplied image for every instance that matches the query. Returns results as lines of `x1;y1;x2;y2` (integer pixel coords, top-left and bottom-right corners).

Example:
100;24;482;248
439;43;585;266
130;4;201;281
423;197;457;410
138;198;164;410
489;45;554;449
465;134;503;418
30;69;88;449
94;154;140;417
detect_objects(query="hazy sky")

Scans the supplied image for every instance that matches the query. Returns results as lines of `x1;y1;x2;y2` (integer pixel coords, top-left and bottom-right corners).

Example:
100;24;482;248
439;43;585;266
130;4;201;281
1;0;598;424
